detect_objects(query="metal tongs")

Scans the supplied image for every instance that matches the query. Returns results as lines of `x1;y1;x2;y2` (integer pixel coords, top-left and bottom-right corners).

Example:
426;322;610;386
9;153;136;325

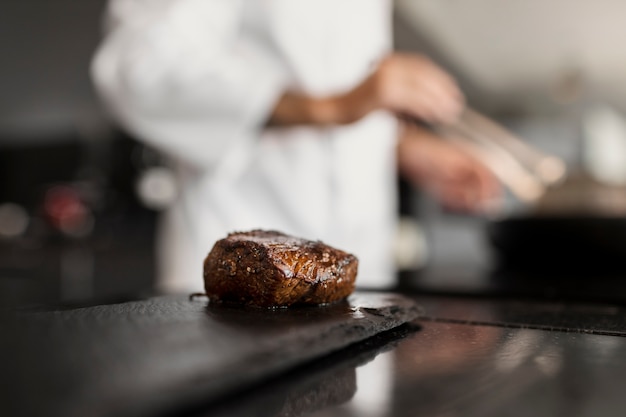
436;108;567;204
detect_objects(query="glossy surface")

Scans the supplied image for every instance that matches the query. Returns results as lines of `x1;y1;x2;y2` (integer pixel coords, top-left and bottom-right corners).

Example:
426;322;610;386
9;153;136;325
7;292;626;417
202;317;626;417
416;295;626;336
204;230;358;307
366;321;626;417
1;292;419;417
194;325;418;417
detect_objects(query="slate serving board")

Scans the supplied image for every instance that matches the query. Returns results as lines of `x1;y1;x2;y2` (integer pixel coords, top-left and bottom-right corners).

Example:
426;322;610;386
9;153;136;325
2;291;420;417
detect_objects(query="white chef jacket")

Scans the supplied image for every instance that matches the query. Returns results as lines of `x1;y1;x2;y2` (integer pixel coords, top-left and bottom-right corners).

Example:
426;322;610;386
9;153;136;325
91;0;399;292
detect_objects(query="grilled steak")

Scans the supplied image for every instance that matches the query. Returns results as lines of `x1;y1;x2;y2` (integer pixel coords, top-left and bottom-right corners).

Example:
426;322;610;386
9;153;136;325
203;230;358;307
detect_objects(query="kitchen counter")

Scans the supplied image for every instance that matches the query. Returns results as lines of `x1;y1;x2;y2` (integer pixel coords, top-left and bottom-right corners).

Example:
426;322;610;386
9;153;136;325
204;293;626;417
1;292;418;417
5;287;626;417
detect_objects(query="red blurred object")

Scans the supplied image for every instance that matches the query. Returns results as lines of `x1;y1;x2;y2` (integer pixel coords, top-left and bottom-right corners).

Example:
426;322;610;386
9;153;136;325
43;185;93;237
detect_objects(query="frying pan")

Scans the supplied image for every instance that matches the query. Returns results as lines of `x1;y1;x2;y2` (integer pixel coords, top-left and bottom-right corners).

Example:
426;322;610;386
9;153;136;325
486;172;626;272
487;216;626;272
440;109;626;272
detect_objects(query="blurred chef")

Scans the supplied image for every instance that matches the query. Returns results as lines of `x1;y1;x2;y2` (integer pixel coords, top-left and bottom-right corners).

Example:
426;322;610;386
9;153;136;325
91;0;500;293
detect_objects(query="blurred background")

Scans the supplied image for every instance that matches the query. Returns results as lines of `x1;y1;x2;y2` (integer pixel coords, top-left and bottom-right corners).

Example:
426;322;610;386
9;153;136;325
2;0;626;308
0;1;161;307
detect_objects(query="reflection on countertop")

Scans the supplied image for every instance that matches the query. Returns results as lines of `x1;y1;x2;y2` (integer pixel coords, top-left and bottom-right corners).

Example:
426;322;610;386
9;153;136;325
301;306;626;417
190;294;626;417
5;290;626;417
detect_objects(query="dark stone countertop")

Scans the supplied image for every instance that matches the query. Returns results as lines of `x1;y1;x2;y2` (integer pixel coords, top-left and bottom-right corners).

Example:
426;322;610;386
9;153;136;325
5;265;626;417
196;292;626;417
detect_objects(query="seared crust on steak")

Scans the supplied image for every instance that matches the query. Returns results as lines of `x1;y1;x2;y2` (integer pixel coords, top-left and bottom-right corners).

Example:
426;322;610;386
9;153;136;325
203;230;358;307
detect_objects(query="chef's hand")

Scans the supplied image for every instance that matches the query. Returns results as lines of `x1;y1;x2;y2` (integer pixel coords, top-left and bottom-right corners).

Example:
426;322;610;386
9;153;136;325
360;53;464;124
397;122;501;213
269;52;464;126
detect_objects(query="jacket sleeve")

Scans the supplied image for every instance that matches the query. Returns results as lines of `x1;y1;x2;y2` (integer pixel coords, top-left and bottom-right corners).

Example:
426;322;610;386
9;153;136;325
91;0;287;172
